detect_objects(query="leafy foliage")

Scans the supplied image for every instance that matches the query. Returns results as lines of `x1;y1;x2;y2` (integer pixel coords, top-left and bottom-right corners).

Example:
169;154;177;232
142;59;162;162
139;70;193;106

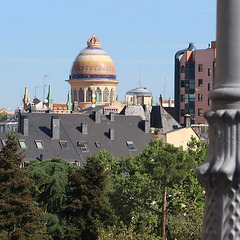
61;153;116;240
0;132;50;239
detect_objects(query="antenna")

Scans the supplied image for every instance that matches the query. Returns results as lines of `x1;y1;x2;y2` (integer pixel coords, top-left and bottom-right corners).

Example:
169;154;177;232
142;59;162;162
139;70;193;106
139;67;141;87
43;74;49;107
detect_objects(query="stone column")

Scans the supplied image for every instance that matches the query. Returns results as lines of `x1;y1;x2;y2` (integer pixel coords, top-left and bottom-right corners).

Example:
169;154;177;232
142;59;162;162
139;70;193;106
196;1;240;239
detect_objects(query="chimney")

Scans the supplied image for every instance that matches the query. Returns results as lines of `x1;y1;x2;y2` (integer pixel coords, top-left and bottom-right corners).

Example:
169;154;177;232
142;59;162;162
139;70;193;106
184;114;191;127
73;101;78;112
109;128;114;140
159;94;163;106
144;120;150;133
81;123;88;134
51;116;60;139
20;114;29;136
95;111;101;123
110;113;115;121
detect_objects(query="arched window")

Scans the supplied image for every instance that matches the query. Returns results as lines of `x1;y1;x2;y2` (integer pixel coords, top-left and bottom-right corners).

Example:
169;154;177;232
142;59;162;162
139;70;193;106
86;88;92;102
73;89;77;101
79;88;84;102
95;88;102;102
110;88;114;102
103;88;109;102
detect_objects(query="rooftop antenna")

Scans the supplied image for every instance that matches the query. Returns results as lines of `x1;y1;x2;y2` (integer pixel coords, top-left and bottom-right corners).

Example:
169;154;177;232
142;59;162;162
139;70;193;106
43;74;49;107
163;78;166;100
139;67;141;87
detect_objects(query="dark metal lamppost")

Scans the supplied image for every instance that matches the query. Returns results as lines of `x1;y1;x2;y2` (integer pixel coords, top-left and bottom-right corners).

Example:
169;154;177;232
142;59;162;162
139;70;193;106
196;0;240;239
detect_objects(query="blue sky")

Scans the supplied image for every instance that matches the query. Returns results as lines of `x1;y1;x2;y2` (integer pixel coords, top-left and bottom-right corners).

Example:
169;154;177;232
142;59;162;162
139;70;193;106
0;0;217;110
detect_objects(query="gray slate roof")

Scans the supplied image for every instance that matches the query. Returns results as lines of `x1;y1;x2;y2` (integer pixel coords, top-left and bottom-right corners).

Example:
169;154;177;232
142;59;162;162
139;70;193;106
151;105;181;133
0;112;153;166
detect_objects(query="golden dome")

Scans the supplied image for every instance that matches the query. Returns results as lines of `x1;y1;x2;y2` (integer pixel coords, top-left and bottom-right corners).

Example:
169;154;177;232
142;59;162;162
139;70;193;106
70;35;116;80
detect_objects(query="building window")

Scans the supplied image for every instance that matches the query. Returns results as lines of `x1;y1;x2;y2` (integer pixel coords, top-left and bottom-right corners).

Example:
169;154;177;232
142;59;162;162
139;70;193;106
198;79;203;86
79;88;84;102
180;95;185;102
126;141;136;151
95;141;101;148
86;88;92;102
1;139;7;147
208;68;211;76
77;141;89;152
180;109;185;116
208;83;211;91
19;140;27;149
181;65;185;73
59;141;68;149
95;88;102;102
208;98;211;106
103;88;109;102
198;108;203;116
189;80;195;90
198;64;203;72
198;94;203;101
35;140;44;149
73;89;77;101
110;88;114;102
181;80;185;87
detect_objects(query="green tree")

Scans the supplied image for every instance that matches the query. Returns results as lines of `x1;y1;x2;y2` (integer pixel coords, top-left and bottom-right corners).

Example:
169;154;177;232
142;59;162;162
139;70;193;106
27;158;79;239
110;138;207;239
62;153;116;240
0;132;50;239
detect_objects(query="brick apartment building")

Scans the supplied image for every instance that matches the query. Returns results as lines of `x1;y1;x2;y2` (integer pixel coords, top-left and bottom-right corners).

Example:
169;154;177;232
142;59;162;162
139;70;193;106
174;41;216;125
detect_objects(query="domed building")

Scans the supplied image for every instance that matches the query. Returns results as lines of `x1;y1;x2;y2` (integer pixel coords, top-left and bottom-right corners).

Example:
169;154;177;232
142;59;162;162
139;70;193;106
125;87;152;105
66;35;119;109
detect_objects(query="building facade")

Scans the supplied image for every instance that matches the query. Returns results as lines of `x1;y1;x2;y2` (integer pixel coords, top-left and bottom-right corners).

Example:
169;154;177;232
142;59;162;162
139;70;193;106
175;41;216;125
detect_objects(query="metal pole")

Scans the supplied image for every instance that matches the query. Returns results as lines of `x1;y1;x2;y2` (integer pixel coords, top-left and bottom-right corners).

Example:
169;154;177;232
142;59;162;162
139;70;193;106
196;0;240;239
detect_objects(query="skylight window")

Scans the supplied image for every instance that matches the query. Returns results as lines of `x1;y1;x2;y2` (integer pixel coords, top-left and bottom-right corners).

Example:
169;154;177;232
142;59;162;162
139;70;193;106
126;141;137;151
35;140;44;149
77;141;89;152
19;139;27;149
59;141;68;149
1;139;7;147
95;141;101;148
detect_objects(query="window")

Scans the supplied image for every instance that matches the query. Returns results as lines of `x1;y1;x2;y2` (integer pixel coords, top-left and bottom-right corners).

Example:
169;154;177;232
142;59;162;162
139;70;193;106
59;141;68;149
77;141;89;152
208;68;211;76
189;80;195;89
198;108;203;116
35;140;44;149
126;141;136;151
198;64;203;72
181;65;185;73
181;81;185;87
95;141;101;148
19;139;27;148
180;95;185;102
103;88;109;102
198;79;203;86
189;94;195;102
208;98;211;106
95;88;102;102
73;89;77;101
86;88;92;102
79;88;84;102
208;83;211;91
198;94;203;101
110;88;114;102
